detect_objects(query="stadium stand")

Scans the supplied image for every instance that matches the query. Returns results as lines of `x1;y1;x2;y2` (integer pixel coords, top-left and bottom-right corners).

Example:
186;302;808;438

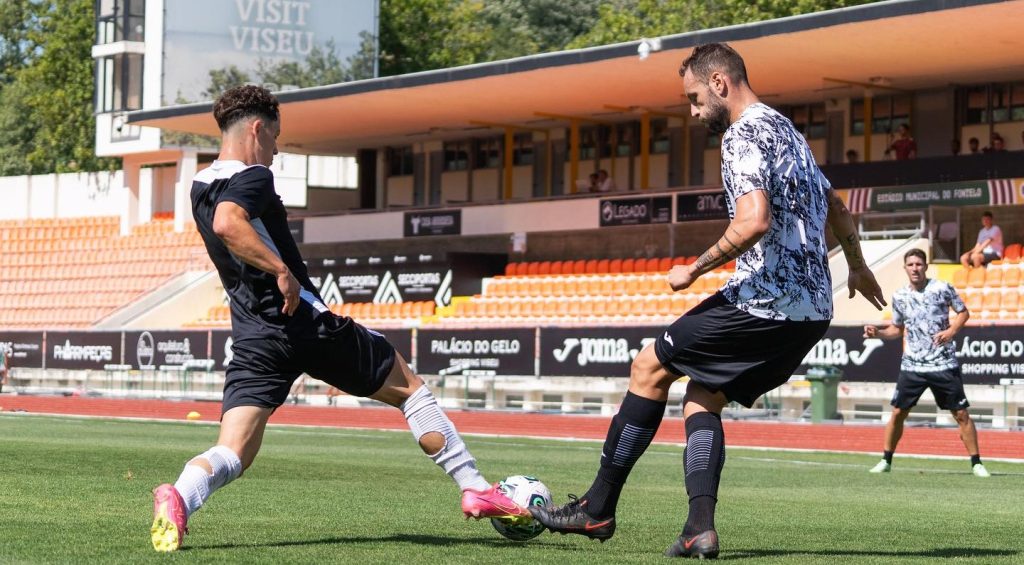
185;300;438;328
441;257;735;325
0;216;211;328
947;246;1023;321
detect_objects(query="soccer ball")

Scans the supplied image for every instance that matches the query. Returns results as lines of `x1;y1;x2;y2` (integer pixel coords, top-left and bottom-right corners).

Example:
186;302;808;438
490;475;552;541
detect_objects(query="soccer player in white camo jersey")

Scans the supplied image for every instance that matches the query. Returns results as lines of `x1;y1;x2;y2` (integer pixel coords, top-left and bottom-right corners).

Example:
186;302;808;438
864;248;989;477
530;43;886;559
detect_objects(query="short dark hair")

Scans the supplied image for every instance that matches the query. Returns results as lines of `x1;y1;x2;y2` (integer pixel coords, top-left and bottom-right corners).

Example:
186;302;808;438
213;85;280;132
982;211;993;219
679;43;748;85
904;248;927;263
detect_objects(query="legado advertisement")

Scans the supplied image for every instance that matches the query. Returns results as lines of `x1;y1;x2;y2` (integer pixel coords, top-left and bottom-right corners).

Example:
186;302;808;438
540;327;659;377
417;329;535;376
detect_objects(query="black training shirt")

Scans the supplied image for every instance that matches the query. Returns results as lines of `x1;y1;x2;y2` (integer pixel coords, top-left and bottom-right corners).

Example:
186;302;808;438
191;160;325;340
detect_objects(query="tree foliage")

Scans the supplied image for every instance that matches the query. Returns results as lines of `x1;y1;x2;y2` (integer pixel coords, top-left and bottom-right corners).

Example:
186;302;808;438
0;0;117;175
568;0;879;48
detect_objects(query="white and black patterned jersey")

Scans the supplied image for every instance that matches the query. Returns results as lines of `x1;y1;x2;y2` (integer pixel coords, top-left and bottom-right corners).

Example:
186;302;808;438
891;279;967;372
719;103;833;321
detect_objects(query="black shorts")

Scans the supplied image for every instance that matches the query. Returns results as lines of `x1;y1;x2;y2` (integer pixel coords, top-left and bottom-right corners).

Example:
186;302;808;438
222;314;396;414
891;367;969;411
655;292;830;408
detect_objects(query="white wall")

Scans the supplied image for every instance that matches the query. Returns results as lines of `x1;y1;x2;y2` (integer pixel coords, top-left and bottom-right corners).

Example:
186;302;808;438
471;169;500;202
510;166;532;200
649;153;669;188
307;155;357;188
441;171;469;203
0;172;126;220
387;176;414;206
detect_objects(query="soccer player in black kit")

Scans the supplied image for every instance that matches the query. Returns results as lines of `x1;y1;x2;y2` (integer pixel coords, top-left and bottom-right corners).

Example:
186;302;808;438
150;85;527;551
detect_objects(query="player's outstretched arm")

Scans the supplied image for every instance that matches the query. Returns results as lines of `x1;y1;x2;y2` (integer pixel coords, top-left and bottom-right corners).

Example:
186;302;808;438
825;191;886;310
213;201;301;315
864;324;902;340
669;190;770;291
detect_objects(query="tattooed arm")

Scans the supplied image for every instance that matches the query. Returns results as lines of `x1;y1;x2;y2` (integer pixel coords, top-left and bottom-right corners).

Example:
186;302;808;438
826;190;886;310
668;190;770;291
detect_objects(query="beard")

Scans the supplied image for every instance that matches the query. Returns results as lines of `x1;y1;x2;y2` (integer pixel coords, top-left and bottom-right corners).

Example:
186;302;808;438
702;96;730;135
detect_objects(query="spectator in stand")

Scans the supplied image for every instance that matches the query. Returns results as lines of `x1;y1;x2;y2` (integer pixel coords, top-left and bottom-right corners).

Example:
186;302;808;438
886;124;917;160
845;149;859;163
587;172;600;193
951;139;961;155
984;133;1007;153
968;137;980;154
596;169;617;192
960;211;1003;269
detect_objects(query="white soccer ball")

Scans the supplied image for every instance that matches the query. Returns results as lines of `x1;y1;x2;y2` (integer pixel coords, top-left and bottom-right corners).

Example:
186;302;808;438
490;475;552;541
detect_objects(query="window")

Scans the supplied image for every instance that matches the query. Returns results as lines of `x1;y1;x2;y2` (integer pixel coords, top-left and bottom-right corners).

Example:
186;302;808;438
650;119;670;154
850;94;910;135
958;82;1024;125
474;138;501;169
574;127;597;160
512;133;533;166
95;0;145;44
785;103;826;139
387;146;413;176
443;141;468;171
95;53;143;112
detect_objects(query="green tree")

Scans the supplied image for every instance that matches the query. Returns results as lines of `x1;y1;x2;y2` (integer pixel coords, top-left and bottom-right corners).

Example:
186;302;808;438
568;0;881;48
0;0;116;174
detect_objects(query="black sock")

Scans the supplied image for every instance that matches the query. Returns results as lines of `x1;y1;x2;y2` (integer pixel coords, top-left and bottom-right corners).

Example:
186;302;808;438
683;412;725;536
971;454;981;466
583;391;666;519
883;450;894;464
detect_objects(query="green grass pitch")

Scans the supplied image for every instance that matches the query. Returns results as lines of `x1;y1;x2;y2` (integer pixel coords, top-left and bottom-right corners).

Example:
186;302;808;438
1;414;1022;564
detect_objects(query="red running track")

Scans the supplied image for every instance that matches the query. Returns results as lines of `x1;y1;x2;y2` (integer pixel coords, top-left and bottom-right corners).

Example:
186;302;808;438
2;395;1022;460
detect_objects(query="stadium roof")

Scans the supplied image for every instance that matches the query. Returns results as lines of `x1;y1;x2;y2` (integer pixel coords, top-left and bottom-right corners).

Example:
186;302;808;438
128;0;1024;155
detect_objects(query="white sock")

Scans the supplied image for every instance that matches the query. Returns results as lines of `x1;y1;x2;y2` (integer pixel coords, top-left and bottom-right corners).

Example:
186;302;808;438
401;385;490;491
173;445;243;518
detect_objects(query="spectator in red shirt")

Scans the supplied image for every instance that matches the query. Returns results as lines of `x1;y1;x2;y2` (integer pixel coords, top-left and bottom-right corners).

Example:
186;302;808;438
886;124;917;160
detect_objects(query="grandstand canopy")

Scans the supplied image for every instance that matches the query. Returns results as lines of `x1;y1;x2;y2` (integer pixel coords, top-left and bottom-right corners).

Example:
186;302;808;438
129;0;1024;155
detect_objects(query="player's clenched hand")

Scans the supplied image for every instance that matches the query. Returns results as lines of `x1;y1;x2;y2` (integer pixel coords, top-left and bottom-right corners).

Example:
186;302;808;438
277;270;301;316
848;266;887;310
863;325;878;338
668;264;698;292
933;328;956;346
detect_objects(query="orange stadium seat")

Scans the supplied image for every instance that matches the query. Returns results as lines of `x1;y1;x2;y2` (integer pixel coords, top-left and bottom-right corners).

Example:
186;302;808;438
952;268;969;289
1001;292;1020;318
549;260;563;275
1002;268;1021;287
504;263;517;276
596;259;610;273
658;257;672;272
537;261;551;275
585;259;599;274
967;268;986;288
982;291;1001;313
1004;243;1021;263
966;291;983;312
621;258;635;273
608;258;623;273
985;269;1002;287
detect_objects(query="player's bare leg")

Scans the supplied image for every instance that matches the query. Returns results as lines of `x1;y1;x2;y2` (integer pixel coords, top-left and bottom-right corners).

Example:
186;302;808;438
151;406;266;551
870;406;909;473
951;409;989;477
371;354;529;521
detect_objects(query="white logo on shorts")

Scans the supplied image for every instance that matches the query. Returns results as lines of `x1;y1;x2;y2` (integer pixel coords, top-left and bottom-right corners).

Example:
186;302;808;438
663;332;674;347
